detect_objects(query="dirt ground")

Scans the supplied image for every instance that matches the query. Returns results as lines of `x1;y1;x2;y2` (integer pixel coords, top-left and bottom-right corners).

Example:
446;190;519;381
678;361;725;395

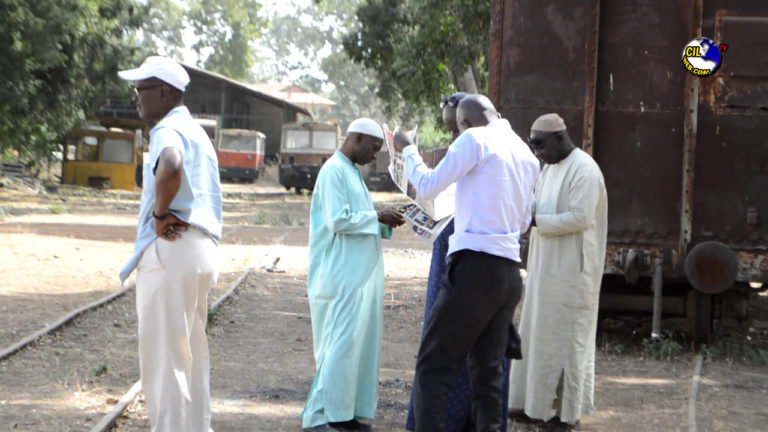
0;172;767;431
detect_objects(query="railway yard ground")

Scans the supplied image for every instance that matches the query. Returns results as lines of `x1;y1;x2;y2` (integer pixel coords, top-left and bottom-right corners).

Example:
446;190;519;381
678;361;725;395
0;168;767;432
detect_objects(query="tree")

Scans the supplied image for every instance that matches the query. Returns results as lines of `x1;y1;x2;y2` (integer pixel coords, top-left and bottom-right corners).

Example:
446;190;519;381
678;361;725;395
188;0;266;81
0;0;146;167
139;0;187;59
256;0;424;129
343;0;490;114
130;0;266;82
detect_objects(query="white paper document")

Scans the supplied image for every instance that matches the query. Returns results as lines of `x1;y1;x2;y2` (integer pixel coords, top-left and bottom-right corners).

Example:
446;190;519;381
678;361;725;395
383;125;454;241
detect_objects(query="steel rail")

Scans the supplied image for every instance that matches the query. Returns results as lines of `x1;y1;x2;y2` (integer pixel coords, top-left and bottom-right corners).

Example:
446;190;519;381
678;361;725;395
89;265;254;432
0;281;135;362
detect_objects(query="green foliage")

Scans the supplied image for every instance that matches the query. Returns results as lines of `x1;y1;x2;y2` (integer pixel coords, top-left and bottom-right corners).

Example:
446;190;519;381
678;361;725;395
207;305;219;332
710;333;768;366
257;0;411;128
600;332;626;356
137;0;266;82
416;121;450;150
0;0;267;167
140;0;188;59
343;0;490;115
0;0;145;168
92;361;108;377
48;204;65;215
604;341;626;356
188;0;265;81
698;344;720;362
643;334;684;360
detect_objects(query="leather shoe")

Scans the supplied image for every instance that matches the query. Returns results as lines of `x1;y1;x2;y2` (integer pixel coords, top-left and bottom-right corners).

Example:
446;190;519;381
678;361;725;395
329;419;373;430
508;409;540;424
303;424;340;432
544;417;580;431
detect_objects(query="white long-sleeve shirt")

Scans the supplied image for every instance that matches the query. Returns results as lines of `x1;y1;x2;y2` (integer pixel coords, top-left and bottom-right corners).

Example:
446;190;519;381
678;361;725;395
402;118;540;262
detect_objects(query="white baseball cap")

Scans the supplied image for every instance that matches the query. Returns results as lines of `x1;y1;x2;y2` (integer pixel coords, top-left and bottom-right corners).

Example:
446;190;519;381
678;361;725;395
347;118;384;140
118;56;190;91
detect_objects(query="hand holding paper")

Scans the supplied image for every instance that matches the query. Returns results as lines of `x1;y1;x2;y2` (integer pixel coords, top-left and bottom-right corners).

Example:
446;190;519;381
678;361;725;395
383;124;455;242
378;208;406;228
393;130;415;152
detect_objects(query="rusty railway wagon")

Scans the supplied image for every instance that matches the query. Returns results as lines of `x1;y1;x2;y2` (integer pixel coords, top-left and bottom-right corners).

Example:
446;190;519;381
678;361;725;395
488;0;768;340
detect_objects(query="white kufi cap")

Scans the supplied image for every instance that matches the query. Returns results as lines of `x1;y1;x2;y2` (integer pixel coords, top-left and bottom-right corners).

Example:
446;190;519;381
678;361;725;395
531;113;567;132
347;118;384;140
118;56;190;91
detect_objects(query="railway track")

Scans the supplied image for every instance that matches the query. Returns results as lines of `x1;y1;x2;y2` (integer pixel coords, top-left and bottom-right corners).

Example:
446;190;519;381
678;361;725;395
0;266;253;431
89;266;253;432
0;284;135;363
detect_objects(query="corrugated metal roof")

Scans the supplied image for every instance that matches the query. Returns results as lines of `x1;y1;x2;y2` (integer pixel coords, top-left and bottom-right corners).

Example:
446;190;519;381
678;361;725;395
180;62;312;117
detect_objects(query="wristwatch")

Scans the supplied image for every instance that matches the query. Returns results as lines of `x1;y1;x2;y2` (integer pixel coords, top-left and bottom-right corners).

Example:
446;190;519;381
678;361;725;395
152;210;169;220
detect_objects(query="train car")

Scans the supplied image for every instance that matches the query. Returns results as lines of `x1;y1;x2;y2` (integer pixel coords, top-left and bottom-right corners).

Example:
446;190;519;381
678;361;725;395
278;122;340;193
195;117;218;144
217;128;266;182
62;126;141;190
488;0;768;340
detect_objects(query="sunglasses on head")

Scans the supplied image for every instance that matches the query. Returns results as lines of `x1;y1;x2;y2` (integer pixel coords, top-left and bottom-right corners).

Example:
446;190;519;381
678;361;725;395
440;96;460;108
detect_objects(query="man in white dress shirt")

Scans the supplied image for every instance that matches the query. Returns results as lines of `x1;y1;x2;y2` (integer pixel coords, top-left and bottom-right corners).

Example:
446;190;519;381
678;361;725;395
394;94;540;432
508;113;607;430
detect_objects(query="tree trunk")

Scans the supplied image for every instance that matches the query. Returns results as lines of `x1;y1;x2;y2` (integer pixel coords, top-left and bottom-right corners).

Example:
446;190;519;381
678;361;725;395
457;64;479;93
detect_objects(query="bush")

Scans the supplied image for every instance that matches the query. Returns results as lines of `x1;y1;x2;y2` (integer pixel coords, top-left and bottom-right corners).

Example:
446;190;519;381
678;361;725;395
643;333;683;360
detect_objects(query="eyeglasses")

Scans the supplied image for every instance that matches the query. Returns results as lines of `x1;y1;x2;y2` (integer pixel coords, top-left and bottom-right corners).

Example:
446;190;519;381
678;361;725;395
133;84;165;97
440;96;460;108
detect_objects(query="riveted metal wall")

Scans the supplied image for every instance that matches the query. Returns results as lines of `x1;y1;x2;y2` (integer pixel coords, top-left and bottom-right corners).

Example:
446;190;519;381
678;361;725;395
489;0;768;284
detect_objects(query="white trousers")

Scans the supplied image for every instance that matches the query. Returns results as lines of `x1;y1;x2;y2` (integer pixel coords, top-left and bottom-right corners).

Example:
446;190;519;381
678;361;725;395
136;229;219;432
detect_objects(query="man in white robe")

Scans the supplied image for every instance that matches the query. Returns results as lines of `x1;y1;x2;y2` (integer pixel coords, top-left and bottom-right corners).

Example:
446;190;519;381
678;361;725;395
302;118;405;432
508;113;608;429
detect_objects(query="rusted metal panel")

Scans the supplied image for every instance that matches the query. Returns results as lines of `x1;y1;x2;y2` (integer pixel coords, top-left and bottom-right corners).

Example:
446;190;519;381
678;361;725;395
490;0;768;289
680;0;703;258
691;115;768;250
713;79;768;113
581;0;601;156
594;0;691;252
594;112;684;244
488;0;505;106
718;16;768;78
594;0;689;113
691;1;768;278
489;0;598;146
704;11;768;114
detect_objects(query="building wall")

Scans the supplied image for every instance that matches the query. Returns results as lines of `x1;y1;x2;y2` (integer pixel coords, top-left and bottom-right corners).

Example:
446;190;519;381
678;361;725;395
185;70;302;158
97;69;304;159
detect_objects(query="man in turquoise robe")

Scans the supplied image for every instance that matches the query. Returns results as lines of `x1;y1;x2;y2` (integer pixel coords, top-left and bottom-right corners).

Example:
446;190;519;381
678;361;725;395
302;118;405;432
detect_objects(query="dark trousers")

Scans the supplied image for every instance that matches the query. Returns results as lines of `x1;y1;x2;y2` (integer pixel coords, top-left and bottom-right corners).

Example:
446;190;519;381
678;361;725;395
413;250;522;432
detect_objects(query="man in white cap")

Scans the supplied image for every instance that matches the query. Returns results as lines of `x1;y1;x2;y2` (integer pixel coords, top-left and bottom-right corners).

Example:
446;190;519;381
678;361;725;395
394;94;540;432
302;118;405;432
118;56;222;432
508;113;607;430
